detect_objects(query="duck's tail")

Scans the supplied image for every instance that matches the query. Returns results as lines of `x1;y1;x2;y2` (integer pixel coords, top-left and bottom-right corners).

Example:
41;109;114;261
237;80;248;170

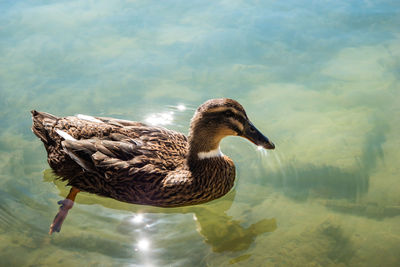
31;110;58;145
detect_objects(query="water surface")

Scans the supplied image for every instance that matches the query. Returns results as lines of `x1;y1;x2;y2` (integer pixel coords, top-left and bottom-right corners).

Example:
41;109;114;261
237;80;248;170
1;1;400;266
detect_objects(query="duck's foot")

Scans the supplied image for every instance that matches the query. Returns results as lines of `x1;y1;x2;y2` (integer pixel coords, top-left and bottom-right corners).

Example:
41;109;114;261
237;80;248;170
49;187;80;235
49;199;74;234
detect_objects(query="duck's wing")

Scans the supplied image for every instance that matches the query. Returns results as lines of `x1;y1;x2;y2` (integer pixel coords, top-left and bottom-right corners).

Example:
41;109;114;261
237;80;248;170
60;129;187;182
96;116;147;127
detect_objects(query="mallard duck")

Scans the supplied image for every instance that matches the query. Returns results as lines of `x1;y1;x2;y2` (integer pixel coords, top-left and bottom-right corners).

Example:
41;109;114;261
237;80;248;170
32;98;275;234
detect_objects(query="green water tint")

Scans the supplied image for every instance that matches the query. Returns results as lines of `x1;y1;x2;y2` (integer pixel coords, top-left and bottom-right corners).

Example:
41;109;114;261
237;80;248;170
1;0;400;266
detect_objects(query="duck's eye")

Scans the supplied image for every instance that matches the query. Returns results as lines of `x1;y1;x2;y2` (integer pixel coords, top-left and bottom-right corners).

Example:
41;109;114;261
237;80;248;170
225;110;234;117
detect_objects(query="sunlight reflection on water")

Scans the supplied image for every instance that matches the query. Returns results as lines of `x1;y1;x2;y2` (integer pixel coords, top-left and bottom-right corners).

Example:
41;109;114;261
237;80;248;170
145;111;174;126
144;104;188;126
136;238;150;251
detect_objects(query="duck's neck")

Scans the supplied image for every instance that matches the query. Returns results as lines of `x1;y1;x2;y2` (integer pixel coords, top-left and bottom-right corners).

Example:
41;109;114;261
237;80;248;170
186;122;236;200
187;127;224;162
197;147;223;160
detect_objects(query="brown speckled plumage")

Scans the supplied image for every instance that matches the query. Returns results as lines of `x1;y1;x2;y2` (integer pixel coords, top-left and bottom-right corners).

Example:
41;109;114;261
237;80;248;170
31;98;274;208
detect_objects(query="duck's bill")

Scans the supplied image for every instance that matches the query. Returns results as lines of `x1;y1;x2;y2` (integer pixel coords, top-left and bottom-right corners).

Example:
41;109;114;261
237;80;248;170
243;121;275;150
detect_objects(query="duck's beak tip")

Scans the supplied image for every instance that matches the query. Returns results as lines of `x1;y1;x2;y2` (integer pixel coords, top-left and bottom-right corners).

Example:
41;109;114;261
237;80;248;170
265;141;275;150
243;121;275;150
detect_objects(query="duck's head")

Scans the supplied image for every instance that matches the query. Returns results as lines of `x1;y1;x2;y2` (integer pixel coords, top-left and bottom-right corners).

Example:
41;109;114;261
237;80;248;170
188;98;275;159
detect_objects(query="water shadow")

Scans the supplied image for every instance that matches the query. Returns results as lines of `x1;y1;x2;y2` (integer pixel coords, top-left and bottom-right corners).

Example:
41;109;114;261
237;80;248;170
265;162;369;201
265;120;387;200
263;120;397;219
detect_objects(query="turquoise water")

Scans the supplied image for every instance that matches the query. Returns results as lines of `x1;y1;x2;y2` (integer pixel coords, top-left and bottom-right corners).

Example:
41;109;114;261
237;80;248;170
1;0;400;266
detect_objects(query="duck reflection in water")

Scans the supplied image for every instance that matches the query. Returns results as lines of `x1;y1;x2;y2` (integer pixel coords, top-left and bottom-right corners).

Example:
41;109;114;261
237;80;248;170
45;171;277;254
192;190;277;253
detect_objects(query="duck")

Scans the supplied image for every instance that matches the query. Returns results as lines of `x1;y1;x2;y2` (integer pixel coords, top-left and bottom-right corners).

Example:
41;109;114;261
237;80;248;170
31;98;275;234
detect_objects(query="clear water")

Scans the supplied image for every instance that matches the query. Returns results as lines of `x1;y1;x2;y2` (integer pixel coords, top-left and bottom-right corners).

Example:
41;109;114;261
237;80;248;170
1;1;400;266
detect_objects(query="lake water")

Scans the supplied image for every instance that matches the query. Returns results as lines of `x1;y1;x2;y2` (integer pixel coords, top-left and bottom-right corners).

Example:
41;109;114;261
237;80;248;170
1;1;400;266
